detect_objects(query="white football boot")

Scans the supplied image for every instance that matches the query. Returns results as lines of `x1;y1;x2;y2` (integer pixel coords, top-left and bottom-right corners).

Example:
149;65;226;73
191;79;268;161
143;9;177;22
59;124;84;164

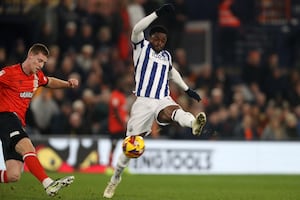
103;178;121;198
45;176;74;197
192;112;207;136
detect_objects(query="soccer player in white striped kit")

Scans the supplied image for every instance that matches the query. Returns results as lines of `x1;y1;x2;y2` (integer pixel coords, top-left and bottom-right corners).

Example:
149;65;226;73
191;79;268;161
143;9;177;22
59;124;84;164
103;4;206;198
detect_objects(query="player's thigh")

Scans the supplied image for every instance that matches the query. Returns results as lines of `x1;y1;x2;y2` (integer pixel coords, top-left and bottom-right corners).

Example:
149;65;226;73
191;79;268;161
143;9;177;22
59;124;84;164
126;98;157;136
155;96;180;125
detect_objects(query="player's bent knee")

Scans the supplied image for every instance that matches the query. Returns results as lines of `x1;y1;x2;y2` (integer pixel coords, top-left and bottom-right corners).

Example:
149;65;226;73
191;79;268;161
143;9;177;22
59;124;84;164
7;172;21;182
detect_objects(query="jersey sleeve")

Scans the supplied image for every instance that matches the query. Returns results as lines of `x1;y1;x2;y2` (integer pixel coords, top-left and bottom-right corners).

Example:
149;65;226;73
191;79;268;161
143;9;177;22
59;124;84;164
37;71;49;86
0;68;11;86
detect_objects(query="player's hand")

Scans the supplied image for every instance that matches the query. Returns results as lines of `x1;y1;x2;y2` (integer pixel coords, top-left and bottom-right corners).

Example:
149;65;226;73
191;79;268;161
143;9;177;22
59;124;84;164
185;88;201;102
68;78;79;88
155;4;175;17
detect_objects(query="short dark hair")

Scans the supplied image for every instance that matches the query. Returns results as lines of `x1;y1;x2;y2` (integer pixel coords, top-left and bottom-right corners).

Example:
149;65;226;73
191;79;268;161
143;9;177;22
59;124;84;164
29;43;49;57
149;25;168;36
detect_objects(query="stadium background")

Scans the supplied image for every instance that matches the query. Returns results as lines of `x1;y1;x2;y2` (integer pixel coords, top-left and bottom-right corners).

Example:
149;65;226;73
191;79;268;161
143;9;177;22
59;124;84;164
0;0;300;174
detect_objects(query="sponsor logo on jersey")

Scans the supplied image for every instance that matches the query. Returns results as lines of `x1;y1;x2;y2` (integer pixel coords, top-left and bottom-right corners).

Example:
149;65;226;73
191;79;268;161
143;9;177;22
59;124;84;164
151;51;168;61
20;91;33;98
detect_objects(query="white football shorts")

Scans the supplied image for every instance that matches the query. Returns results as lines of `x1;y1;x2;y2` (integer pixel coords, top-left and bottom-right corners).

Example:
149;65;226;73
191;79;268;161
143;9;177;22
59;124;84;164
126;96;179;136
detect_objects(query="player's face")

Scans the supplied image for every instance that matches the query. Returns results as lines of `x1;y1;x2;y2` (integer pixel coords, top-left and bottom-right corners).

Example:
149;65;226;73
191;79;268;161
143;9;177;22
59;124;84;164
149;32;167;53
29;52;48;74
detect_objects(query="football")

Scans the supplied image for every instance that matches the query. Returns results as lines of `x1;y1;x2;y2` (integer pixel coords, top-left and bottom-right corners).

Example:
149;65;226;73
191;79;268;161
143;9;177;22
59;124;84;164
122;135;145;158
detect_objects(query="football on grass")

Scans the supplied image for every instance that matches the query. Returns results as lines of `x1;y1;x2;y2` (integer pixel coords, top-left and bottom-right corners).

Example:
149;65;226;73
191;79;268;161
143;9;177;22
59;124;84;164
122;136;145;158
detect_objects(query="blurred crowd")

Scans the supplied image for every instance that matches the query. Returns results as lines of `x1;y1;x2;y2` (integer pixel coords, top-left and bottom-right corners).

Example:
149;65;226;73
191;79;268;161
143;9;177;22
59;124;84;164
0;0;299;140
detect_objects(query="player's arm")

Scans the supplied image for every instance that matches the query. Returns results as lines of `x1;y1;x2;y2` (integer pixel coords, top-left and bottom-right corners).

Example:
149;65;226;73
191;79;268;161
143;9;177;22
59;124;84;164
169;68;201;102
169;67;189;91
131;13;157;43
46;77;79;89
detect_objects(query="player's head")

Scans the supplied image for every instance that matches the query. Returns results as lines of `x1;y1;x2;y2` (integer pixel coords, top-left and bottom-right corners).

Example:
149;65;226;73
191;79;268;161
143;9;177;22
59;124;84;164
27;43;49;74
149;25;168;53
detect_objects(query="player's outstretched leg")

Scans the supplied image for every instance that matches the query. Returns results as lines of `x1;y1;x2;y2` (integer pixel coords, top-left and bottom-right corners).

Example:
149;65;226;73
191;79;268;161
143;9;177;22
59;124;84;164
45;175;74;197
192;112;206;136
103;153;130;198
103;177;122;198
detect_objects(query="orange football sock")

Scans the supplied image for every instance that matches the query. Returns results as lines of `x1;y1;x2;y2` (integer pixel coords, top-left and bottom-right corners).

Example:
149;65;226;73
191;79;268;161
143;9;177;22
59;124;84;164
23;152;48;182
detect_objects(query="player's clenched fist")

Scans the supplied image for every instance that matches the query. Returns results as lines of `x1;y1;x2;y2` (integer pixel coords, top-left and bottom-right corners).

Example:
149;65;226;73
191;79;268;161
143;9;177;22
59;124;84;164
155;4;175;17
68;78;79;88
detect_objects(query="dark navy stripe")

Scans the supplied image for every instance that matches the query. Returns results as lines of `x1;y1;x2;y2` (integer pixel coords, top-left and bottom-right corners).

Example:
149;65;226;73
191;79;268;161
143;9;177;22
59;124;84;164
155;64;166;99
164;51;170;60
145;62;158;97
164;51;172;71
136;44;151;96
164;79;169;96
135;56;140;73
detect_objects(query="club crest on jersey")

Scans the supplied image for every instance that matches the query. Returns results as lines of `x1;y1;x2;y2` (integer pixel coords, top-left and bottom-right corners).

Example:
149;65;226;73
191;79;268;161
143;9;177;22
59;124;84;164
151;51;168;61
20;91;33;98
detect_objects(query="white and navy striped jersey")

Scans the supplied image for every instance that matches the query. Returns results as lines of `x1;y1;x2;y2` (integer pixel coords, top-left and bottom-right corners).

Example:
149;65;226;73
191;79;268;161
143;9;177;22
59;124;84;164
132;39;172;99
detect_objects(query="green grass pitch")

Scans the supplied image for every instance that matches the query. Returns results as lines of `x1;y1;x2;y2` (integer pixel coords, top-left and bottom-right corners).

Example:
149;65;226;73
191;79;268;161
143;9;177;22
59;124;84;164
0;172;299;200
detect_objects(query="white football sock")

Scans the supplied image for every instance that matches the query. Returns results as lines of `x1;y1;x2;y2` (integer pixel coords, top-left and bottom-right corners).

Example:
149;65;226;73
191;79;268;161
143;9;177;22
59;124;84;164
171;109;195;128
111;153;130;183
42;177;54;188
